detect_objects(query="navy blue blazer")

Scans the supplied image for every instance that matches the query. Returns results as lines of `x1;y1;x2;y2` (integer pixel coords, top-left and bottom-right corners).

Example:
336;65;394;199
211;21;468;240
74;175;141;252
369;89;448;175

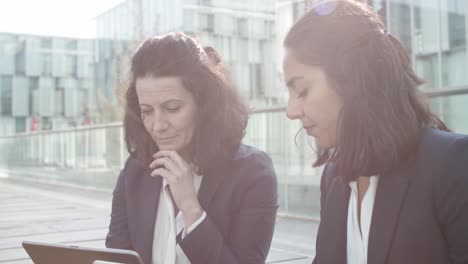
106;144;278;264
314;129;468;264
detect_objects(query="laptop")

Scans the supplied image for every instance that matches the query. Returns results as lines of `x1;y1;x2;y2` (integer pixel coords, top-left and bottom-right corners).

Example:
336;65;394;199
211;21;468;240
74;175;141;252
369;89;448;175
22;241;144;264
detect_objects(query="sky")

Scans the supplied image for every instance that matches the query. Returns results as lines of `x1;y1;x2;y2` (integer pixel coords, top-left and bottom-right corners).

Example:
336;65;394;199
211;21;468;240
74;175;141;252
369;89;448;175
0;0;125;38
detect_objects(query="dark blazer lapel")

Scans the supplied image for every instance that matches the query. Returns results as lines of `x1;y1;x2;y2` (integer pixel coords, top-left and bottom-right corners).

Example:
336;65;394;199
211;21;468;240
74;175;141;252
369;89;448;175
198;167;225;211
317;176;350;264
134;168;162;264
367;166;411;264
174;167;225;245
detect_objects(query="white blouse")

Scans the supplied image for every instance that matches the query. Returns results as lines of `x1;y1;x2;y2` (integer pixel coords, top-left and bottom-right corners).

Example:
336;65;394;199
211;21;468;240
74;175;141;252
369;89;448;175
152;171;205;264
347;176;379;264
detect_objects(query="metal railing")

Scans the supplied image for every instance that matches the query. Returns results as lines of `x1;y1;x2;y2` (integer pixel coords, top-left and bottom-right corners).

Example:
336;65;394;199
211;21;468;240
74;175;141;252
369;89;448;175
0;87;467;219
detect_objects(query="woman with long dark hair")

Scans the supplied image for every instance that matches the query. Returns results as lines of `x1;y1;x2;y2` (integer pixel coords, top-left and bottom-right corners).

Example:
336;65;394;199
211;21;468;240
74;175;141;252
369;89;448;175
283;1;468;263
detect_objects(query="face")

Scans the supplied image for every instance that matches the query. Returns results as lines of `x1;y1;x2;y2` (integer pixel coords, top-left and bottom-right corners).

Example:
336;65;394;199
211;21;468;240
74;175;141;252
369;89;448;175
136;76;197;159
283;49;343;148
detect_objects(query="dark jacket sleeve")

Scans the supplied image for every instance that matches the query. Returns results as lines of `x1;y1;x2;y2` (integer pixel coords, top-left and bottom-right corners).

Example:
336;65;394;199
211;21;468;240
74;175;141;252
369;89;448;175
178;152;278;264
105;168;132;250
435;135;468;264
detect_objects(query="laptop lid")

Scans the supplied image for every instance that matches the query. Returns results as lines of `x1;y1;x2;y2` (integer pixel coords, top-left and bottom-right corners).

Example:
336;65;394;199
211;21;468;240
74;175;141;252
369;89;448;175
22;241;144;264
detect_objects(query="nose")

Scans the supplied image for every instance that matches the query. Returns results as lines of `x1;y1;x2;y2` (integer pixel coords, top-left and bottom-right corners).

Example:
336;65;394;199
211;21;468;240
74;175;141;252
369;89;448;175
152;111;169;133
286;97;303;120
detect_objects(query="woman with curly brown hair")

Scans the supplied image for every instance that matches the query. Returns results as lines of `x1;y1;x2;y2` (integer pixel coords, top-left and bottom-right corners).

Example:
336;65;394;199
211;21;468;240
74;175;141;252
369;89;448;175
106;32;278;264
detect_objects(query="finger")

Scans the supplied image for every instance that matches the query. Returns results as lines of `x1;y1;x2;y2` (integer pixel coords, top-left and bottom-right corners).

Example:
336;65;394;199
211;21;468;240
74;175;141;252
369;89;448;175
153;150;174;159
149;158;164;169
150;151;177;168
153;157;181;175
154;150;187;168
149;156;174;169
151;168;176;182
148;159;158;170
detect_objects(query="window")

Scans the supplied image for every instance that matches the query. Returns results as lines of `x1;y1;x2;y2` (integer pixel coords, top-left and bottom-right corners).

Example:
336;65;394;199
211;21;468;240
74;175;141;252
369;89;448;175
448;10;466;48
41;54;52;76
15;117;26;132
29;77;38;115
250;63;264;98
65;40;77;51
55;89;64;116
41;38;52;49
1;76;12;115
199;13;214;32
41;116;52;130
237;18;248;37
64;55;77;77
14;40;26;75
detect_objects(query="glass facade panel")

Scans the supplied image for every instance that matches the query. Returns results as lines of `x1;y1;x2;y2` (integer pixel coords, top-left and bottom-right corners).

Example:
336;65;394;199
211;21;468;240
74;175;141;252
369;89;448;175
1;76;12;115
15;117;26;133
441;0;468;87
414;0;441;88
388;0;412;51
430;94;468;134
41;54;52;76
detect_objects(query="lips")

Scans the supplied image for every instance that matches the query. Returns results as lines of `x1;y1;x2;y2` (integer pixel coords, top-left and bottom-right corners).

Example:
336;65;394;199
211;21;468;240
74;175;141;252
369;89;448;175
156;136;177;142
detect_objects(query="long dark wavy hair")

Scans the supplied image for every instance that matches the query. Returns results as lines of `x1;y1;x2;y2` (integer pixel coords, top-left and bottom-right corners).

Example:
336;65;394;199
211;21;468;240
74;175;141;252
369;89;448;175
284;0;448;181
124;32;248;172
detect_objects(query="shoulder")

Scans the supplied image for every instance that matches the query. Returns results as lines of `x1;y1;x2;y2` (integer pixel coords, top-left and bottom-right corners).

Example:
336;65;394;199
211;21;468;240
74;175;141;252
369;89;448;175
417;129;468;189
120;156;147;180
227;144;278;204
232;144;272;161
222;144;277;185
417;128;468;163
420;130;468;223
230;144;274;171
420;128;468;149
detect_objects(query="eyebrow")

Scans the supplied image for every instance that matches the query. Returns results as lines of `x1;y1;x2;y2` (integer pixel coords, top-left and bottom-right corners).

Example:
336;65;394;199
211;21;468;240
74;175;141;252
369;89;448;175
162;99;183;107
286;76;304;88
139;99;184;108
139;104;153;108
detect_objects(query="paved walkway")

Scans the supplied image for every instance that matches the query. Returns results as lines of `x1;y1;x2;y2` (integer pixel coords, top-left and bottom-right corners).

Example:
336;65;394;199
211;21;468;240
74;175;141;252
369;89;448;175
0;179;317;263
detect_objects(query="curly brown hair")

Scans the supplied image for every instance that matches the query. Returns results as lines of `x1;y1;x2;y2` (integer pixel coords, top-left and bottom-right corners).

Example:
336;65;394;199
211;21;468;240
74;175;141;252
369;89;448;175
124;32;248;172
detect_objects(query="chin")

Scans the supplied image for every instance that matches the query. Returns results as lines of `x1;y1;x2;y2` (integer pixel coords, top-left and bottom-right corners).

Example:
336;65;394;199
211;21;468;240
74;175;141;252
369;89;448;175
157;143;177;151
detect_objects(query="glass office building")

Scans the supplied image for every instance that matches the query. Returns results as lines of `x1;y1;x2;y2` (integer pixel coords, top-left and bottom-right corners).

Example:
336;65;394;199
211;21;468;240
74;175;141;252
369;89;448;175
95;0;281;111
0;33;95;135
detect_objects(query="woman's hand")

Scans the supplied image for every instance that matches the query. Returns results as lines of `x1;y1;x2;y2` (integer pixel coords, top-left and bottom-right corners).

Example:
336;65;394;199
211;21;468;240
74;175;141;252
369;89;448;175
149;150;204;228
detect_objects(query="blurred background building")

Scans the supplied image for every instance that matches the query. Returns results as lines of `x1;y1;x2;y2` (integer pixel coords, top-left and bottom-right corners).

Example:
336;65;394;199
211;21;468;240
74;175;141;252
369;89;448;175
94;0;280;115
0;33;95;134
2;0;467;134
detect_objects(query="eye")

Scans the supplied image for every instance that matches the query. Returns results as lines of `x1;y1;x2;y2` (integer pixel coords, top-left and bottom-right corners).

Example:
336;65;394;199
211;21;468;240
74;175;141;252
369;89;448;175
297;88;308;98
166;106;180;113
165;102;182;113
